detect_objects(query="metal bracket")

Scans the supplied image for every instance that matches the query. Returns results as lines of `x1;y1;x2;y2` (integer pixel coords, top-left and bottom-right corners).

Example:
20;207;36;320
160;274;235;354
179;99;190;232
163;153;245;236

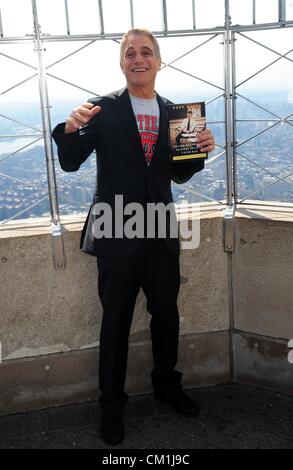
51;222;65;269
224;205;236;252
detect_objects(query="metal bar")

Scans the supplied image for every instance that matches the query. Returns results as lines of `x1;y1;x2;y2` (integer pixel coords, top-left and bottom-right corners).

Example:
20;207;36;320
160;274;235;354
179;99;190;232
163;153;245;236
0;51;37;70
98;0;105;35
45;40;97;70
59;167;96;190
51;221;65;269
162;0;168;33
237;32;293;64
0;7;3;37
61;195;90;209
1;21;293;44
231;30;237;205
279;0;286;23
0;171;40;187
224;1;234;207
0;134;42;138
168;64;224;91
236;93;283;120
239;169;293;204
204;150;226;166
238;201;293;208
160;34;220;70
0;74;38;96
46;72;101;97
236;118;280;122
129;0;134;28
0;193;49;224
0;137;43;163
224;205;236;252
64;0;71;35
206;93;225;106
31;0;60;226
182;187;221;203
236;150;293;181
31;0;65;268
0;113;42;133
236;49;293;89
253;0;256;25
192;0;196;29
237;121;281;148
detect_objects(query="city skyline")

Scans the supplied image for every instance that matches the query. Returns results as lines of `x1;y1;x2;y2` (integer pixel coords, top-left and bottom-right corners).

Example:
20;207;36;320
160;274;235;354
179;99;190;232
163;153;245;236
0;89;292;222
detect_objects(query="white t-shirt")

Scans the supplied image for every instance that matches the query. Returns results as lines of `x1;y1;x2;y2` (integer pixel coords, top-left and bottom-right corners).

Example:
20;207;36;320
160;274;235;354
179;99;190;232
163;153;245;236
129;93;160;166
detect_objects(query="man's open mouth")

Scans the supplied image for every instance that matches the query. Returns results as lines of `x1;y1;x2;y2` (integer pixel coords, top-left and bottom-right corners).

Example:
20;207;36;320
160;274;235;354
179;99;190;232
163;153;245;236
132;68;149;72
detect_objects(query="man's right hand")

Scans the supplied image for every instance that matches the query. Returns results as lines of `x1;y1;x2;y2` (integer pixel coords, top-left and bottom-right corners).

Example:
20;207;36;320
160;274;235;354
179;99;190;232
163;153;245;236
65;102;101;134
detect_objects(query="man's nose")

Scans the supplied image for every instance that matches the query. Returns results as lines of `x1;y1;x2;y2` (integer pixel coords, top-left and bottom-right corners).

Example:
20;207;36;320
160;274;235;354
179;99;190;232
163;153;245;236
134;53;144;64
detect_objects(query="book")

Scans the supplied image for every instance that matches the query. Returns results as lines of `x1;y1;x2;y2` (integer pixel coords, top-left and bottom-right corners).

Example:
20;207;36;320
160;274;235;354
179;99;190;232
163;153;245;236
167;101;208;163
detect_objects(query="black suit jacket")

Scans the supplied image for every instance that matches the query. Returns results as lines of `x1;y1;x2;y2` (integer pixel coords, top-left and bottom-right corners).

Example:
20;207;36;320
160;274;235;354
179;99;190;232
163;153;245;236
52;88;205;257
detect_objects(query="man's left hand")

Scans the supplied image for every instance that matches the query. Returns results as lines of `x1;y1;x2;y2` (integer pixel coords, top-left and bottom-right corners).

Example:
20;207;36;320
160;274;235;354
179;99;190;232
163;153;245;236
197;128;215;153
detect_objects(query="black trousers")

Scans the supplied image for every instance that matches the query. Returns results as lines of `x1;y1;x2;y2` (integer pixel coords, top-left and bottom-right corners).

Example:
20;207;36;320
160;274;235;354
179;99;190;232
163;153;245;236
97;238;182;411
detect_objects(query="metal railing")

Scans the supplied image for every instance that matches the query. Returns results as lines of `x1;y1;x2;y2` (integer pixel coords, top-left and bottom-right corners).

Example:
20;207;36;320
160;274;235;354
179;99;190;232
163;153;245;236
0;0;292;253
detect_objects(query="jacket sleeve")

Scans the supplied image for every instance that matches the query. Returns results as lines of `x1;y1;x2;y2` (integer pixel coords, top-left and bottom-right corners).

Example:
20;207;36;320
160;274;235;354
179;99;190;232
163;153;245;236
171;158;205;184
52;102;101;173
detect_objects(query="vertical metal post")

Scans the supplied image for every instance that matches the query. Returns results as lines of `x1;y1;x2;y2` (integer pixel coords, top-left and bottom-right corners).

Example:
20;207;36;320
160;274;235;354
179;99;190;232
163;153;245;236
279;0;286;23
64;0;71;35
31;0;65;269
231;31;237;204
98;0;105;35
224;0;236;387
162;0;168;33
130;0;134;28
192;0;196;30
224;0;234;207
252;0;256;24
0;7;3;37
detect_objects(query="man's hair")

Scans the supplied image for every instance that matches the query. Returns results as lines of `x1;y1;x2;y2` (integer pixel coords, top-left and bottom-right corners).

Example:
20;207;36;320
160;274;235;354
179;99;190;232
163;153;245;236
120;28;161;63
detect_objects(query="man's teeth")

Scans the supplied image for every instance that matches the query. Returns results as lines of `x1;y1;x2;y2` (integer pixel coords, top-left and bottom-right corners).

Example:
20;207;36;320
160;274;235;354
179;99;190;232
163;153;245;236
133;68;148;72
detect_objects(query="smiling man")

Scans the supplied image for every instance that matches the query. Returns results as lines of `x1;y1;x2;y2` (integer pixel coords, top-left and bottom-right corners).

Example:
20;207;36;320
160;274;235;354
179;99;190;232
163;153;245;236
52;28;215;446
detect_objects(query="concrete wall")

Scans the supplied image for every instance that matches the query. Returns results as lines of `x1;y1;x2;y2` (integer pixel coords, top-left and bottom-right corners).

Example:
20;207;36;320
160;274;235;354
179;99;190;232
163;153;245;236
0;212;230;415
233;208;293;394
0;206;292;415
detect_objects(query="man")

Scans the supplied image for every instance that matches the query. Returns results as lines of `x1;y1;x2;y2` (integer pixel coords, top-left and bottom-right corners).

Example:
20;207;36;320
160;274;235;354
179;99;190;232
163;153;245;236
53;28;215;446
176;109;197;145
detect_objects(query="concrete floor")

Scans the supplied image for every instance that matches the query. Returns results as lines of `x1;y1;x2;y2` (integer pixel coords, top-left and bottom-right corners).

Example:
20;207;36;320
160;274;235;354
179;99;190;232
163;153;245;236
0;384;293;449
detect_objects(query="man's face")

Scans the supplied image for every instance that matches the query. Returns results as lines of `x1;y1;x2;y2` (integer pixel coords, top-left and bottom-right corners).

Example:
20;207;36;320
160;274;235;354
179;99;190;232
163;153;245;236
120;34;161;90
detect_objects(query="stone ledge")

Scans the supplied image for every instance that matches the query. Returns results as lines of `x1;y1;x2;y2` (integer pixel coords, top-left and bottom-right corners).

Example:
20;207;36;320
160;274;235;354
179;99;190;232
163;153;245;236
233;332;293;396
0;331;230;416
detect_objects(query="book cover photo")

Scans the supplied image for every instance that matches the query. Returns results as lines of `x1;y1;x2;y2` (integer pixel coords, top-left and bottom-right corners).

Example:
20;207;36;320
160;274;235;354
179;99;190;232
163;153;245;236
167;102;208;163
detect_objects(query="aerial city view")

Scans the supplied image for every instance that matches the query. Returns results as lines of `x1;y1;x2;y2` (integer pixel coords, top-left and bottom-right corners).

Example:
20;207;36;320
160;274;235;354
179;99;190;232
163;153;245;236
0;88;292;222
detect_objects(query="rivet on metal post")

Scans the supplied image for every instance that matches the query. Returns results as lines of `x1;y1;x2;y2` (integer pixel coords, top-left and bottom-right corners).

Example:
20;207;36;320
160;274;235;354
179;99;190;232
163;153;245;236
51;222;65;270
224;205;236;252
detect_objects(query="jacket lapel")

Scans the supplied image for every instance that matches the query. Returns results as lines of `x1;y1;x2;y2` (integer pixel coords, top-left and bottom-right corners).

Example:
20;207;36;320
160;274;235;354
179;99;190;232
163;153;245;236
113;88;169;168
113;88;146;166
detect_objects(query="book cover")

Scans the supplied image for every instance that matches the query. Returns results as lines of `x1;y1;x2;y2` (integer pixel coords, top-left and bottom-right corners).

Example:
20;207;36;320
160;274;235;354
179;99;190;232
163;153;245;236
167;102;208;162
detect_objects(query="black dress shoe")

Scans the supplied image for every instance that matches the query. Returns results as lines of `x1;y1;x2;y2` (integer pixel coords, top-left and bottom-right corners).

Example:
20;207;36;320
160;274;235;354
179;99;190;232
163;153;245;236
154;389;200;418
101;410;125;446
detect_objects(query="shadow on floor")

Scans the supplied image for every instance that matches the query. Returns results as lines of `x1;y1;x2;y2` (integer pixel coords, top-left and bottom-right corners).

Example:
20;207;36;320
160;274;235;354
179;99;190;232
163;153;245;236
0;384;293;449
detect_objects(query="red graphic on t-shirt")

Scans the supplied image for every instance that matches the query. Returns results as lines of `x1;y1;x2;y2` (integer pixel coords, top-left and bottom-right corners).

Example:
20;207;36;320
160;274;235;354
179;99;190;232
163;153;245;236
136;114;159;165
140;131;158;165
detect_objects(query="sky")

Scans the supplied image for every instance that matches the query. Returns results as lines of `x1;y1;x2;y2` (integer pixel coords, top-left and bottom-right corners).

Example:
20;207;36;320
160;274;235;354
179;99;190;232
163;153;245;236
0;0;293;104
